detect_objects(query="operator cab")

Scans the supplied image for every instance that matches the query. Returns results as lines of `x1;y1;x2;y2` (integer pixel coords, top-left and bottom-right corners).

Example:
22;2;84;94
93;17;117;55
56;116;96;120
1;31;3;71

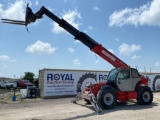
107;68;141;91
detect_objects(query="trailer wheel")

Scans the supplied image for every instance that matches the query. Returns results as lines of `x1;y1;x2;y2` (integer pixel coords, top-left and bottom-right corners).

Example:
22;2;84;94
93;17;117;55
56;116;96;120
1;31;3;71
137;86;153;105
97;86;117;109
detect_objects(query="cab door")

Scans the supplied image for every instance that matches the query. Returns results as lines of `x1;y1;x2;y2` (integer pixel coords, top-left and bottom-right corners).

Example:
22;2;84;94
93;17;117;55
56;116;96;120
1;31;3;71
117;68;133;91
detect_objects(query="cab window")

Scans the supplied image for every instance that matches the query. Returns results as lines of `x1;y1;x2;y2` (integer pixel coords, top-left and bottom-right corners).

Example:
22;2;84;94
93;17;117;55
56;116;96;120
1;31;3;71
131;69;139;78
117;69;130;80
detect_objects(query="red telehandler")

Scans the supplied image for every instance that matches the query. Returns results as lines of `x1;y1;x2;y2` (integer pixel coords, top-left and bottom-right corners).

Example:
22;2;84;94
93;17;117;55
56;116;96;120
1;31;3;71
1;5;153;114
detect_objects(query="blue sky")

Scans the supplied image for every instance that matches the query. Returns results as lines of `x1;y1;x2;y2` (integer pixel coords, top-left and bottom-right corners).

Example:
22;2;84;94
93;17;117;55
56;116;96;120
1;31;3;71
0;0;160;78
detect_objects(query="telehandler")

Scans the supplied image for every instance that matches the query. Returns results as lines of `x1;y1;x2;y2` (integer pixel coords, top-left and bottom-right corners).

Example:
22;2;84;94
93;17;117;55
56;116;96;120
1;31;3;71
1;4;153;114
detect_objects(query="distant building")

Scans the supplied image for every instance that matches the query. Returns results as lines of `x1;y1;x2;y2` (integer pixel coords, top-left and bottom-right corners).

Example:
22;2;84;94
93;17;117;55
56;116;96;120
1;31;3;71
0;77;10;82
0;77;19;82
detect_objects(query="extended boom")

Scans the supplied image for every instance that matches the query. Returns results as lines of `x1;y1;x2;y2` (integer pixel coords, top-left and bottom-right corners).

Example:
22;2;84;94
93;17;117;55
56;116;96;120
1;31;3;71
27;6;129;68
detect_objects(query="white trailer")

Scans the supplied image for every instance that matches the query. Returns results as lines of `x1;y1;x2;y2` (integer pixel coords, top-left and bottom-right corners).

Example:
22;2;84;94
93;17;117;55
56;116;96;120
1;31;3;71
39;69;109;98
38;68;160;98
142;73;160;91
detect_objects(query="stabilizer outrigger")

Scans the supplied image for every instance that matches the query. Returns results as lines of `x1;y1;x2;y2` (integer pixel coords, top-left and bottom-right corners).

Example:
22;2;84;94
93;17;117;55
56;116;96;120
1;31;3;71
71;83;103;114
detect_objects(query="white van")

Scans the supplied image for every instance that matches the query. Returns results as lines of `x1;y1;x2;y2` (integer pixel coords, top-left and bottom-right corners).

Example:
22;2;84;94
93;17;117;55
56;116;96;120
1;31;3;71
0;81;17;89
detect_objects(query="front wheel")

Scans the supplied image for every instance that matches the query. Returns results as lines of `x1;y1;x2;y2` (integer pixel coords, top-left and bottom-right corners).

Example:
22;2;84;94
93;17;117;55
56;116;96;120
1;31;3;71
137;86;153;105
97;86;117;109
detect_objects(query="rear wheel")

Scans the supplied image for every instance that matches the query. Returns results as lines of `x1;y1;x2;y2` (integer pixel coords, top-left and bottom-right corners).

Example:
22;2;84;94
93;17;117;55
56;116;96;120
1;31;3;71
97;86;117;109
137;86;153;105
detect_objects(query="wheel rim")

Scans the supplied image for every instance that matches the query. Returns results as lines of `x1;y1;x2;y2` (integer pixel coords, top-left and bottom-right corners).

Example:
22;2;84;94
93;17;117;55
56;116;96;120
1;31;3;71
103;93;114;105
143;91;150;102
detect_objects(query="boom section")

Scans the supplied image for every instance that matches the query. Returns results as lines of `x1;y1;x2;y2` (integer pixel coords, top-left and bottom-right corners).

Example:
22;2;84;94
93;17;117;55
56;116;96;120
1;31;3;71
35;6;129;68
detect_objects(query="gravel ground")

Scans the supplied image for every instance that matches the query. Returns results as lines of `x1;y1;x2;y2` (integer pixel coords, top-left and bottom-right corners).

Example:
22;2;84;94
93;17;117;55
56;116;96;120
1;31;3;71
0;89;160;120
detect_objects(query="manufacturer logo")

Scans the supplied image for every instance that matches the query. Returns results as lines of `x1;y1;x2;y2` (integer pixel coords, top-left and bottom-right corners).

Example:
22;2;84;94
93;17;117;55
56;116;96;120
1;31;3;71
101;50;116;61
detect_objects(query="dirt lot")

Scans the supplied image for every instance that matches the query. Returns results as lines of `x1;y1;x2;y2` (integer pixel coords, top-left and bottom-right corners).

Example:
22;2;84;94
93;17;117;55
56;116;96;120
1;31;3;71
0;89;160;120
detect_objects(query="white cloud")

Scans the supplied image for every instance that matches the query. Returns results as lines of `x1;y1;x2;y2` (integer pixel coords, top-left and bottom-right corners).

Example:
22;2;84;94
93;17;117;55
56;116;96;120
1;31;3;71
35;0;39;6
0;55;9;61
10;59;17;62
25;41;57;55
74;40;80;44
87;26;93;30
0;0;25;20
115;38;119;41
64;0;68;3
93;6;100;11
52;10;81;34
109;0;160;27
68;47;75;53
131;55;141;59
47;7;56;13
4;65;7;68
108;49;115;54
94;59;99;64
119;43;141;56
84;26;93;32
154;62;160;67
73;59;81;65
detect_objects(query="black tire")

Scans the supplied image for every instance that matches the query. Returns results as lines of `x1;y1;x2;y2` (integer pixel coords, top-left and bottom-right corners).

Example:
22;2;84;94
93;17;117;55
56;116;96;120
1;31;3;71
137;86;153;105
97;86;117;109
